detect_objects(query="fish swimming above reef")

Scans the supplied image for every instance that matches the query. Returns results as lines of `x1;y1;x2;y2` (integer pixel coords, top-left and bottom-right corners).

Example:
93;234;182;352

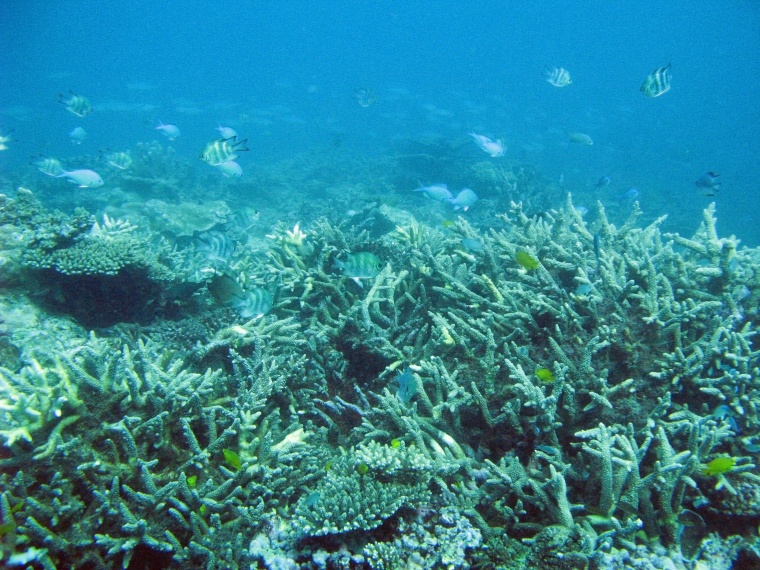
0;131;16;151
448;188;478;211
216;160;243;178
695;171;721;196
354;87;376;108
156;120;181;140
200;137;249;166
216;124;238;139
69;127;87;145
594;176;611;189
56;169;104;188
640;64;672;98
413;183;453;202
569;132;593;146
469;132;505;157
32;155;64;176
544;66;572;87
335;252;383;287
104;151;133;170
59;91;93;117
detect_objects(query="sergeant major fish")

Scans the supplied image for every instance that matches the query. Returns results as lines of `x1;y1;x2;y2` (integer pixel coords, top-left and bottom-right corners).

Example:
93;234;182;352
59;92;93;117
32;155;64;176
104;151;133;170
640;64;672;98
335;252;383;287
544;66;572;87
200;137;249;166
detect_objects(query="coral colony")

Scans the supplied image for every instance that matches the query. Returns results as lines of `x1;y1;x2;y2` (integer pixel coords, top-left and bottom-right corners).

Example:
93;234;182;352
2;172;760;568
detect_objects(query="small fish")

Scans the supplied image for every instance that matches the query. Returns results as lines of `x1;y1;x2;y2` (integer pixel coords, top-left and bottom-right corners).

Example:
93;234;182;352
617;187;640;203
208;273;246;305
59;91;93;117
32;155;64;176
593;233;602;268
515;249;539;270
702;456;735;476
354;87;376;108
335;252;383;287
594;176;611;189
105;150;133;170
640;64;672;98
448;188;478;211
222;448;242;470
695;171;721;196
216;124;238;139
395;368;417;404
216;160;243;178
69;126;87;145
469;132;505;157
535;368;555;383
156;120;181;140
56;169;104;188
234;287;273;319
569;132;593;146
193;230;235;265
544;66;572;87
0;130;16;151
200;137;249;166
441;220;456;230
676;509;705;528
413;183;453;202
460;238;483;253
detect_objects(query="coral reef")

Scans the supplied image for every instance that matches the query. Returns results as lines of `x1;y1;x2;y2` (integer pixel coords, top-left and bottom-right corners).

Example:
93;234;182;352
2;170;760;569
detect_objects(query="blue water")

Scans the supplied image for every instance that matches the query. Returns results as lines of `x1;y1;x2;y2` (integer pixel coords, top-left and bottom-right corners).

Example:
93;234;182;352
1;0;759;240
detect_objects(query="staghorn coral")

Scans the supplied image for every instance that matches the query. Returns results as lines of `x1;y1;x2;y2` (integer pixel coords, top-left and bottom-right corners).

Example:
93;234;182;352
4;185;760;568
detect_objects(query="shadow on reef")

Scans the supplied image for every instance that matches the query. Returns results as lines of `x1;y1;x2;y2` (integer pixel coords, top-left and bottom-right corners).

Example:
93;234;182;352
32;267;165;328
2;188;203;329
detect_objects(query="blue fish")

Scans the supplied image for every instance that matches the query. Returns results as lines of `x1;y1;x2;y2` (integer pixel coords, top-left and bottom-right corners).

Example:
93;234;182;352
594;176;611;189
695;171;721;196
460;238;483;253
617;188;640;203
395;368;417;404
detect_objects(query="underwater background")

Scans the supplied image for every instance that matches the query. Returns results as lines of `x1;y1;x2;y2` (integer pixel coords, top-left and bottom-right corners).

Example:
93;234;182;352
2;1;760;568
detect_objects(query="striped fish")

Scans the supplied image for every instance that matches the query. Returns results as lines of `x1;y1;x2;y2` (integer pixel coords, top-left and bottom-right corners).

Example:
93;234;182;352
207;274;272;319
335;252;383;287
640;64;672;97
235;287;273;319
544;66;572;87
193;230;235;265
32;155;64;176
59;92;93;117
200;137;249;166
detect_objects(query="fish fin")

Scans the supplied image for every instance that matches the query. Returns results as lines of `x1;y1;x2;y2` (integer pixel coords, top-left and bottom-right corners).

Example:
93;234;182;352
351;277;364;288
